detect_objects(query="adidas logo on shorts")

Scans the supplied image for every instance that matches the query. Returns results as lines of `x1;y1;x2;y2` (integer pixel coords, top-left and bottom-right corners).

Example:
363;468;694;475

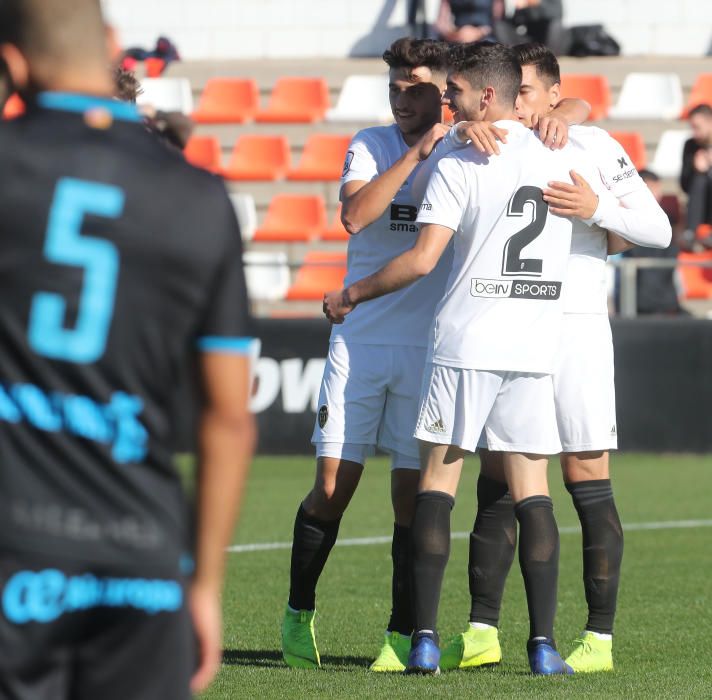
425;418;446;434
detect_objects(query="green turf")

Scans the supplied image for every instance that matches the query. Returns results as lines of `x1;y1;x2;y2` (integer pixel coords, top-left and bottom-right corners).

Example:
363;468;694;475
202;454;712;699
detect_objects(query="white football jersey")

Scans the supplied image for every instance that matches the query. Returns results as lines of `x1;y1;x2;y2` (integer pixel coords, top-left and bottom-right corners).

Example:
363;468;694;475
565;125;650;314
417;120;601;374
330;124;453;347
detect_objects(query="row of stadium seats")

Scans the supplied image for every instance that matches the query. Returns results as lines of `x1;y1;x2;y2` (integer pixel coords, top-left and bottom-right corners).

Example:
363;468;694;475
245;251;346;302
244;249;712;303
233;193;348;242
132;73;712;123
185;128;691;180
184;133;351;180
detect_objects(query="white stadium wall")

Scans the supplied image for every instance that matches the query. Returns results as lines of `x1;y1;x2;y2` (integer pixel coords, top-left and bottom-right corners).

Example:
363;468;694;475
103;0;712;59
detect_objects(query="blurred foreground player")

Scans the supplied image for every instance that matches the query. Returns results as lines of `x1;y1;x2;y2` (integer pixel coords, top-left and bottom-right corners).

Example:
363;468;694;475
443;42;671;674
0;1;255;698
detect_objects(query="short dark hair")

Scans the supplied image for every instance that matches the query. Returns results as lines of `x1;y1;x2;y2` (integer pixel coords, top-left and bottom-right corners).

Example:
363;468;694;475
383;37;449;75
688;103;712;119
512;42;560;87
447;42;522;107
114;68;142;103
0;0;106;63
638;169;660;183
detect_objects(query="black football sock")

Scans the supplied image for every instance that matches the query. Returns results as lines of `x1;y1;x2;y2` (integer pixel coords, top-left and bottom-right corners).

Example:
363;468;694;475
410;490;455;642
515;495;560;640
387;524;413;635
287;504;341;611
566;479;624;635
469;475;517;627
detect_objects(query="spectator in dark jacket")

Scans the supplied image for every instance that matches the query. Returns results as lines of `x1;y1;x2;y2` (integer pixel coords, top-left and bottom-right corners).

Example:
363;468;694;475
494;0;567;55
624;169;685;315
435;0;494;43
680;103;712;245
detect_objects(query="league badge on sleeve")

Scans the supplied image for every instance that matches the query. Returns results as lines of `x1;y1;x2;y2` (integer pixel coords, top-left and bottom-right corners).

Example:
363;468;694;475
318;405;329;429
342;151;354;177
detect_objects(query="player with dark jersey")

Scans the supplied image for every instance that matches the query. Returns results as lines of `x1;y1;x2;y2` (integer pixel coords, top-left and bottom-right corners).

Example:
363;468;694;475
0;1;256;698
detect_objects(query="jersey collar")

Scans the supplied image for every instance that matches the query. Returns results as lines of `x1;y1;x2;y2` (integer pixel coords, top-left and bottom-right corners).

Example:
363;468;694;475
37;92;142;123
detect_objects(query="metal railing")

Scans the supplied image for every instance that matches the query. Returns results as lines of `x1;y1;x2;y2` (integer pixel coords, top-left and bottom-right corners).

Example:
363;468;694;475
244;256;712;318
612;256;712;318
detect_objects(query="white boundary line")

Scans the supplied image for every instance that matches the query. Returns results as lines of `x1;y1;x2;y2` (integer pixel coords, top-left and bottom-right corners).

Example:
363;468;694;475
227;518;712;554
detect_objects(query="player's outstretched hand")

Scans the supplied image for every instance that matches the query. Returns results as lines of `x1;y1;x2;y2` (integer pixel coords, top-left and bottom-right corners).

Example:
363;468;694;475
412;123;450;161
190;584;223;693
323;289;354;324
532;113;568;149
456;120;508;156
543;170;599;219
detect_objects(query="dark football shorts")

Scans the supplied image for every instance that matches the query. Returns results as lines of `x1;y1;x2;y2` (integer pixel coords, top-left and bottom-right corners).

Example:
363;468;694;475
0;553;195;700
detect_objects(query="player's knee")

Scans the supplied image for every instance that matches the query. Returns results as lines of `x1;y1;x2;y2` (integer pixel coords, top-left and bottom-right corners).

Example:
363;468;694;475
562;451;609;482
304;481;351;520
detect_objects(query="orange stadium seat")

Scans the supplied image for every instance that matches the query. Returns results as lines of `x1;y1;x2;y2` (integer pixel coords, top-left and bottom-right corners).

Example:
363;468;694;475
253;195;327;243
183;136;222;173
442;104;455;124
559;74;611;121
256;77;330;123
321;205;350;241
677;251;712;299
193;78;259;123
145;57;165;78
286;252;347;300
609;131;647;170
2;94;25;120
681;74;712;118
223;135;291;181
288;134;351;181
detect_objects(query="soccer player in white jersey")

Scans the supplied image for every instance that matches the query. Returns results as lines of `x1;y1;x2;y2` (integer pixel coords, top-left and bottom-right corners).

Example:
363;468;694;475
281;37;461;672
441;42;672;675
324;41;604;676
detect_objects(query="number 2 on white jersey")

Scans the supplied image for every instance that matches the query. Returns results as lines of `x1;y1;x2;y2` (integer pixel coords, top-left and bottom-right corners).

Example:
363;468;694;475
501;185;547;277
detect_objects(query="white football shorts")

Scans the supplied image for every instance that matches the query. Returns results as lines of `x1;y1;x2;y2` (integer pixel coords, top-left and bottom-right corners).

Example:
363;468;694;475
554;313;618;452
415;364;562;454
311;342;426;470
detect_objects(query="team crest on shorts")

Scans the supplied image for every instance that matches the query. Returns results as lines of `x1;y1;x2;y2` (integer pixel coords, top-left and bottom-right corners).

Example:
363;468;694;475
318;404;329;429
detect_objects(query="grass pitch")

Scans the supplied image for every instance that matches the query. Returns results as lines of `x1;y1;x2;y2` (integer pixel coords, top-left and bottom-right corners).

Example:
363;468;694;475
203;454;712;699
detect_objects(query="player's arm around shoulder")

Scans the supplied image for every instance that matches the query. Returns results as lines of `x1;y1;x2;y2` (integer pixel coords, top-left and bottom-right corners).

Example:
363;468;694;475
325;155;466;323
341;123;449;235
583;128;672;249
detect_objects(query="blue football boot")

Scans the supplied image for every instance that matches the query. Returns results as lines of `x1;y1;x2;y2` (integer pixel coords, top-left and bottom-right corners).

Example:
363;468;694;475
527;638;574;675
405;633;441;675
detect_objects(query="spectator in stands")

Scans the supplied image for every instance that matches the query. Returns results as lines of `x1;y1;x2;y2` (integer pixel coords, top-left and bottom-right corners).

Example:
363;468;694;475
114;66;142;103
113;67;193;150
435;0;494;43
494;0;568;55
623;169;685;315
681;104;712;247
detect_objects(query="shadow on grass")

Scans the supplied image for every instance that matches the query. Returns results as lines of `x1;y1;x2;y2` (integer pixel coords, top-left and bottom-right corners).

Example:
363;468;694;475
223;649;372;670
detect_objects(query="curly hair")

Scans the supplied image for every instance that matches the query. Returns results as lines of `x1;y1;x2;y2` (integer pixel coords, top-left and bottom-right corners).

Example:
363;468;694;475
447;41;521;107
383;37;449;75
114;67;142;103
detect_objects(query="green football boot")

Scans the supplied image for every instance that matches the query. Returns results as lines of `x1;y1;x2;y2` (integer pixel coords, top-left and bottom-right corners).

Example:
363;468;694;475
565;631;613;673
440;625;502;670
369;631;412;672
281;606;321;669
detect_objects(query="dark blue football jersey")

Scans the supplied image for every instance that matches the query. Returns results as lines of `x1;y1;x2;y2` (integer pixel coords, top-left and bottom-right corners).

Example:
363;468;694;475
0;92;252;575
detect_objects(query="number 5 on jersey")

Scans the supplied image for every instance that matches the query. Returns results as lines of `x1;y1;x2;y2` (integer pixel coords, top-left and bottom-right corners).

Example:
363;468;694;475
28;178;124;364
